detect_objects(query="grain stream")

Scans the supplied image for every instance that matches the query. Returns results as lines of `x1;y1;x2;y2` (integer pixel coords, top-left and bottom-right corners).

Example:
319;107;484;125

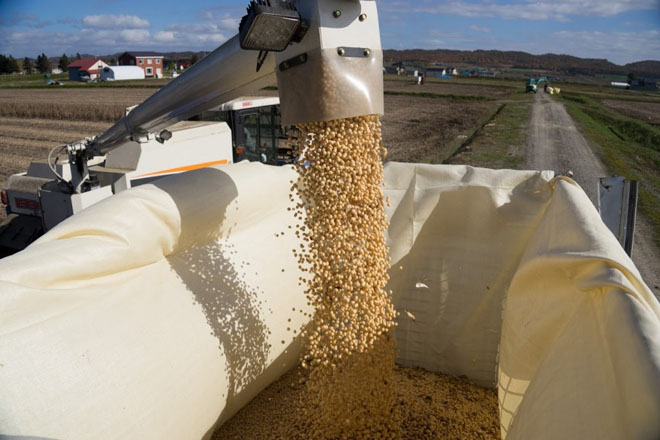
288;115;399;439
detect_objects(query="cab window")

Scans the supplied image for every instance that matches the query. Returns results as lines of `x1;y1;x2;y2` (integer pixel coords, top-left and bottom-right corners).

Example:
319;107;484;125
240;112;259;154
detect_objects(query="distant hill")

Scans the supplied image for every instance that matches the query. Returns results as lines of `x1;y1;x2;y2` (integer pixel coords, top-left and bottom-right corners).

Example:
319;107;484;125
624;60;660;77
35;48;659;78
383;49;660;78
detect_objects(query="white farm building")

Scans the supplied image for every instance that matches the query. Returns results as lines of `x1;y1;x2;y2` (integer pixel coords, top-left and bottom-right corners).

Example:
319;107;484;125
100;66;145;81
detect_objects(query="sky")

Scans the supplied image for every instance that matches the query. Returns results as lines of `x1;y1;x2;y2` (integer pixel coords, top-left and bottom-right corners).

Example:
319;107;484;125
0;0;659;65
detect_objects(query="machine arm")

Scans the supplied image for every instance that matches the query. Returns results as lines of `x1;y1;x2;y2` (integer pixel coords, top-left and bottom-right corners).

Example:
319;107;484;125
86;36;276;158
67;0;384;193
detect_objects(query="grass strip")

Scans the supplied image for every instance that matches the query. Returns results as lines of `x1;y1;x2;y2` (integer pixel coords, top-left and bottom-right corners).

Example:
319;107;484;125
384;90;493;101
443;104;506;163
557;92;660;248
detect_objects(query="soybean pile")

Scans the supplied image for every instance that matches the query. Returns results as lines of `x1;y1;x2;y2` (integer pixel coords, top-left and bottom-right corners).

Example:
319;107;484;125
213;365;501;440
289;115;400;439
214;114;502;439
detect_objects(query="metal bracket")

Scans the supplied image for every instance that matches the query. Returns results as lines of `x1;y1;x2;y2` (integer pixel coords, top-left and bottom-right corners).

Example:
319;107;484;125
598;177;638;256
279;53;308;72
336;47;371;57
256;50;269;72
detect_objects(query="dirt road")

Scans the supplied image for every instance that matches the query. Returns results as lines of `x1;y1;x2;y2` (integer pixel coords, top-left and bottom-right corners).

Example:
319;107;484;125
525;91;660;297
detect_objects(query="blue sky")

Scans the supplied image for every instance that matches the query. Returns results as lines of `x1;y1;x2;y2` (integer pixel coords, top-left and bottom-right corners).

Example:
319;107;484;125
1;0;659;64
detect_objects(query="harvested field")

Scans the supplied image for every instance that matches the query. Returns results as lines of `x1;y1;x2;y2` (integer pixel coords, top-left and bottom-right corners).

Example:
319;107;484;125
213;365;500;440
0;117;112;205
0;91;501;181
601;99;660;125
0;88;507;221
382;94;499;163
0;89;156;121
384;79;513;99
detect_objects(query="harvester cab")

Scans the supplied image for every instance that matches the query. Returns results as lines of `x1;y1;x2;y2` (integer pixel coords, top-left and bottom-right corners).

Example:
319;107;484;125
191;96;294;166
525;78;537;93
0;0;383;255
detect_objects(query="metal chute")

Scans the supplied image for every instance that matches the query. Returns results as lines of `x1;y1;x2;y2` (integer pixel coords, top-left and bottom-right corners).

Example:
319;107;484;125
68;0;384;192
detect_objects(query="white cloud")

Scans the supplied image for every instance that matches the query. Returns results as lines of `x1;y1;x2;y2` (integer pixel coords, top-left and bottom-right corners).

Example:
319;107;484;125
0;24;231;58
380;0;659;21
158;16;239;47
0;6;246;56
154;31;176;42
118;29;150;42
198;7;243;29
218;16;240;30
550;29;660;63
82;14;150;28
165;13;239;35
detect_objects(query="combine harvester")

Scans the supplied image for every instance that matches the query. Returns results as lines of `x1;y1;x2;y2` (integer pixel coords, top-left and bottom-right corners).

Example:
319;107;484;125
0;1;658;439
0;95;287;253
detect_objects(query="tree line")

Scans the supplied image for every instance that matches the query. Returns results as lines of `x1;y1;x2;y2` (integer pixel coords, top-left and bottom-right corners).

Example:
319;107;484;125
2;51;210;76
0;53;82;75
0;52;198;75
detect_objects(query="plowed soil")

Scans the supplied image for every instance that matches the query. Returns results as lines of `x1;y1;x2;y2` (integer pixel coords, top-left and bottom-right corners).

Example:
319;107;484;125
382;95;498;163
0;88;156;105
601;99;660;125
0;117;112;218
0;89;157;122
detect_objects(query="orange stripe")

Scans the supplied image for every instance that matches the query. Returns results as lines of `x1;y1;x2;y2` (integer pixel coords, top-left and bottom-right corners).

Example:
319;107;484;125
135;159;228;178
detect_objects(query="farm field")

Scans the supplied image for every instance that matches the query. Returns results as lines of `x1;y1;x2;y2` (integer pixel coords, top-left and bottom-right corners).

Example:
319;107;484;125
446;93;532;170
0;72;169;89
384;73;520;89
548;84;660;293
0;88;157;121
2;77;658;289
553;84;660;246
0;117;111;192
382;94;499;163
383;78;513;98
601;99;660;125
0;88;158;204
0;78;518;201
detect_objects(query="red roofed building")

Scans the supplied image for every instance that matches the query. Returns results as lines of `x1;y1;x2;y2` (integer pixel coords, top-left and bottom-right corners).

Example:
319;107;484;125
118;52;164;78
67;58;109;81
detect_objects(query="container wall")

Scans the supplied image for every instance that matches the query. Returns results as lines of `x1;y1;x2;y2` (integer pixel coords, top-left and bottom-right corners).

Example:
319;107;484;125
383;163;556;388
0;162;658;439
